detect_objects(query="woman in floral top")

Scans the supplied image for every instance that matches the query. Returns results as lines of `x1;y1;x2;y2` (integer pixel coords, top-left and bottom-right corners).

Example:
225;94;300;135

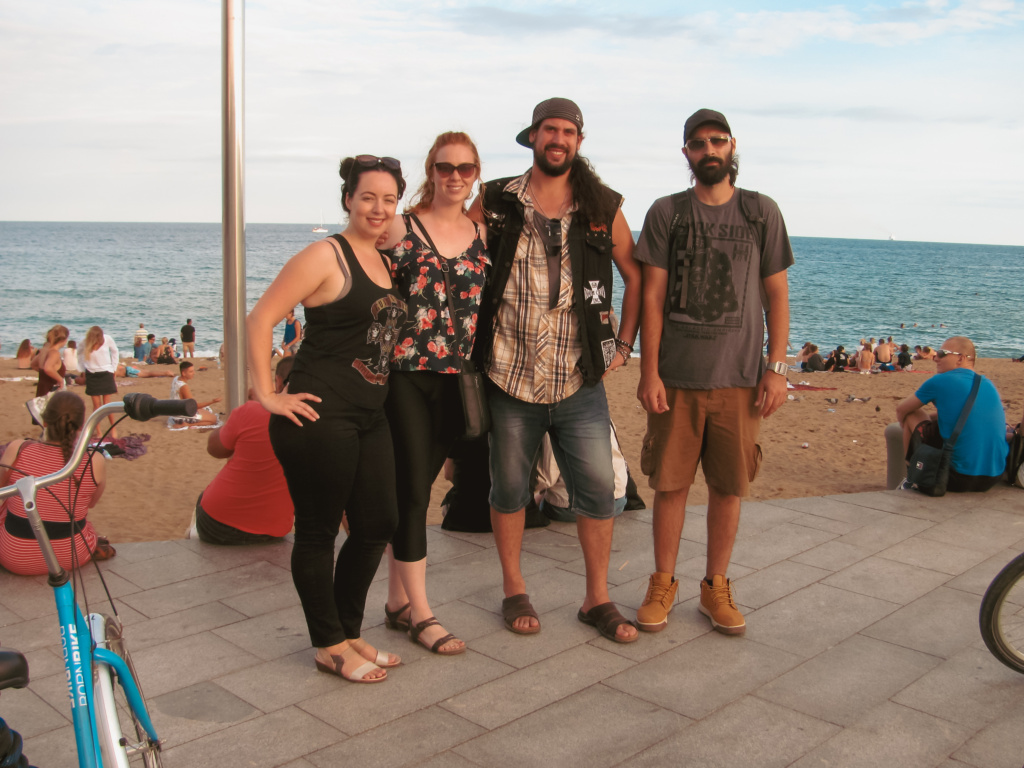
381;132;489;655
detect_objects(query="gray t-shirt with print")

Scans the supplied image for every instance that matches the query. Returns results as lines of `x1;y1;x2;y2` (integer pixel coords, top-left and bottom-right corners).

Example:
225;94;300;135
634;188;793;390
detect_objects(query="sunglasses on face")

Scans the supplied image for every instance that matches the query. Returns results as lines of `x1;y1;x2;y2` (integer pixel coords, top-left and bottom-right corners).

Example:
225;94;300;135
683;136;731;152
433;162;478;179
936;349;971;359
354;155;401;171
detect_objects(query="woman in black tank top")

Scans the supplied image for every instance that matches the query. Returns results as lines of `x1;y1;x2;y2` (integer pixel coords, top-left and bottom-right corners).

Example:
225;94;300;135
246;156;408;684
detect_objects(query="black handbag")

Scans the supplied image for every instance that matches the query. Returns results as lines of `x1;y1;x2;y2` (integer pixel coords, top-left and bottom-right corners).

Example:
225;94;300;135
907;373;980;497
408;213;491;440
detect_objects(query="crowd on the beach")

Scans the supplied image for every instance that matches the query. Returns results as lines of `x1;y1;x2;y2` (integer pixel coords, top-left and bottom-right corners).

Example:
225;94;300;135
2;101;1020;687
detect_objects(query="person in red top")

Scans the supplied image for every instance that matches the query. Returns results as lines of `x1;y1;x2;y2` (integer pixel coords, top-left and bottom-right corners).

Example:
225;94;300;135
1;392;114;575
191;357;295;544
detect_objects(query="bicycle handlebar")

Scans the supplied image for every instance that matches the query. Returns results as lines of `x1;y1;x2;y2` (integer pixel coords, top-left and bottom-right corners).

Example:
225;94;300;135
0;394;198;502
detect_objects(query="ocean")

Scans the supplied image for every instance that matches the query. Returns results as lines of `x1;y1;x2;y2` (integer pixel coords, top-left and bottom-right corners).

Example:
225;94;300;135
1;222;1022;359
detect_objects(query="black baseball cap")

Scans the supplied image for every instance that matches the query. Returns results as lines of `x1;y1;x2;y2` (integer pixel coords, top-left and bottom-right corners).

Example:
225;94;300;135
683;108;732;143
516;98;584;147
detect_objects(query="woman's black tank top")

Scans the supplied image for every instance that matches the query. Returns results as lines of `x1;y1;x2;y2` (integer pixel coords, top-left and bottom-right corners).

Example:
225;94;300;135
290;234;407;409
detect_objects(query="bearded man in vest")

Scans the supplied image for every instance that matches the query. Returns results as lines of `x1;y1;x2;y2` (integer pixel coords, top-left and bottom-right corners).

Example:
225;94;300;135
635;109;794;635
469;98;642;643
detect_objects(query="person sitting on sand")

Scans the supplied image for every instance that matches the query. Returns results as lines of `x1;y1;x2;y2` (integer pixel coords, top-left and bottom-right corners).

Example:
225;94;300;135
852;344;875;372
0;391;116;575
875;339;893;364
793;342;813;370
16;339;35;369
823;345;850;372
62;340;80;375
140;333;156;364
133;324;148;361
169;361;221;426
896;336;1008;493
804;344;825;371
154;337;176;365
188;358;295;544
915;346;936;361
896;344;914;371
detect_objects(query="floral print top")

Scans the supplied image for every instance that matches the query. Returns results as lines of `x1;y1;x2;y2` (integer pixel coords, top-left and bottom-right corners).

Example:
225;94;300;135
388;217;490;373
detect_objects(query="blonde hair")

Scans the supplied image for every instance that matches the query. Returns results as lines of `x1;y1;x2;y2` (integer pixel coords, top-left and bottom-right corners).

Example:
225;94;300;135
84;326;104;355
45;325;70;346
407;132;481;215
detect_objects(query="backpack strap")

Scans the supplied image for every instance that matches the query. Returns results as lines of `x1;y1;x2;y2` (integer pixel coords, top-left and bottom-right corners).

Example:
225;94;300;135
665;190;694;314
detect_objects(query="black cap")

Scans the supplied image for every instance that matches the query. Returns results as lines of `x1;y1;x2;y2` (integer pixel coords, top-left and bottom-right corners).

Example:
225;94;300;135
683;108;731;143
516;98;584;147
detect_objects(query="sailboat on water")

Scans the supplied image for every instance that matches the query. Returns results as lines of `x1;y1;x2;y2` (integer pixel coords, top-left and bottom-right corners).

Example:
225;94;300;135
312;209;328;234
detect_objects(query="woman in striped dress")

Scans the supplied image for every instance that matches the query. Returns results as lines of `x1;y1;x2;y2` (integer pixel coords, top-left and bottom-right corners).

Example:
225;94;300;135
0;392;112;575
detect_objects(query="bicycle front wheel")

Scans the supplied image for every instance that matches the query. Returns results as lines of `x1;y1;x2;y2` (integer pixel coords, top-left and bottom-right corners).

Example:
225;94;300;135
89;614;164;767
979;552;1024;675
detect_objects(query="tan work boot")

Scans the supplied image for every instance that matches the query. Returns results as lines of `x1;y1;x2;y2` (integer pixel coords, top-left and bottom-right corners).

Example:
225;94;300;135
699;575;746;635
636;572;678;632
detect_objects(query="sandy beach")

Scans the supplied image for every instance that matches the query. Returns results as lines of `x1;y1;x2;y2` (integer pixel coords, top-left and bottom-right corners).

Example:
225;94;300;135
1;355;1021;545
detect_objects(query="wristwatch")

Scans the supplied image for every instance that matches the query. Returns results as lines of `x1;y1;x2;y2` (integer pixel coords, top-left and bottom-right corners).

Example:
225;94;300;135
767;361;789;376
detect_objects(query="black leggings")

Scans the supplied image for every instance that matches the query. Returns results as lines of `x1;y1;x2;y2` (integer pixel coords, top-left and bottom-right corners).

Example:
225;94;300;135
269;393;398;648
384;371;464;562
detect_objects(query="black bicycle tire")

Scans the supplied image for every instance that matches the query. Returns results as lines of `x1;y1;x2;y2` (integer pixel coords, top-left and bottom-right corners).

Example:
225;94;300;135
979;551;1024;674
95;614;164;767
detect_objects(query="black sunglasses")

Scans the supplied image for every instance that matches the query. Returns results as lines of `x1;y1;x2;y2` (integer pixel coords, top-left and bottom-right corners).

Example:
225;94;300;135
354;155;401;171
433;162;478;179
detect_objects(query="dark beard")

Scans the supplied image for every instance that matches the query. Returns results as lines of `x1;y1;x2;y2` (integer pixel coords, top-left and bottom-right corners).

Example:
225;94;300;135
689;149;736;186
534;143;574;177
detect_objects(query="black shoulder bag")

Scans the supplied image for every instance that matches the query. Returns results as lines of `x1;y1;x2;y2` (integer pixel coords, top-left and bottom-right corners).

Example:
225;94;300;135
408;213;491;439
907;373;981;497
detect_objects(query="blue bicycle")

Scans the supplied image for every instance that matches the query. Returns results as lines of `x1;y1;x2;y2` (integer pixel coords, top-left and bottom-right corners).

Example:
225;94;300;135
0;393;195;767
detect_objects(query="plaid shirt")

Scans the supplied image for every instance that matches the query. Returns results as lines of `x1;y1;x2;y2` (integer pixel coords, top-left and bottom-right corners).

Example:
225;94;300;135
487;172;584;404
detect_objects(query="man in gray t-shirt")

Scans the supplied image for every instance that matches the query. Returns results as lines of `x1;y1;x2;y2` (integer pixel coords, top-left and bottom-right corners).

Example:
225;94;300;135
634;108;793;636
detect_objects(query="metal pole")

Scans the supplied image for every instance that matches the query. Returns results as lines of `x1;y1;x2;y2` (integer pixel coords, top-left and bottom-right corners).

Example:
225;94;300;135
221;0;247;412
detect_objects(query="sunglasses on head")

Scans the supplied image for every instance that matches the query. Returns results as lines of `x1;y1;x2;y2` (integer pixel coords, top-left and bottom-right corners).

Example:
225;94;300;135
354;155;401;171
433;162;478;179
684;136;731;152
936;348;971;359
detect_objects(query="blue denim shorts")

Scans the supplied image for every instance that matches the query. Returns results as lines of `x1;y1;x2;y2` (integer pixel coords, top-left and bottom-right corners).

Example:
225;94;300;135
488;382;615;520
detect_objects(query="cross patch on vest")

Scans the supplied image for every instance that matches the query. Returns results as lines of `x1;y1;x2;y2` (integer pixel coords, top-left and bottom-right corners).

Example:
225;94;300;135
584;280;606;305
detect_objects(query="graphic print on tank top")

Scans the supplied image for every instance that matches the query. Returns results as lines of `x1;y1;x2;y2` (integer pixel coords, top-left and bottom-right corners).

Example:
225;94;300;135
353;294;407;384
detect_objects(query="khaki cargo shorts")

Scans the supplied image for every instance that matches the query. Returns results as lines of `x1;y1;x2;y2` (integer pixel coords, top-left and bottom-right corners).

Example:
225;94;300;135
641;387;762;497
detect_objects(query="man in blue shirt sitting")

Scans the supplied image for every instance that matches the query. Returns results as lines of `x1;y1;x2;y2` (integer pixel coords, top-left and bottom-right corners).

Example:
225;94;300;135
896;336;1008;492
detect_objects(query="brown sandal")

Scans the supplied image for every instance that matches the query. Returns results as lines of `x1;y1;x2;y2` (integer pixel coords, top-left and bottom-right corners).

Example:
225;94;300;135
93;537;117;562
384;602;411;632
502;593;541;635
577;602;637;644
409;617;465;655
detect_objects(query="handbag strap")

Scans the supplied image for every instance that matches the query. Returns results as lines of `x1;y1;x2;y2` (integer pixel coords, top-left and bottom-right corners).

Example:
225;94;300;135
945;372;982;450
408;212;466;362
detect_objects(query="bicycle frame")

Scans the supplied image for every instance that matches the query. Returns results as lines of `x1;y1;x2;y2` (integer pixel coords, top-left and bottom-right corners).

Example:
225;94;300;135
3;401;164;767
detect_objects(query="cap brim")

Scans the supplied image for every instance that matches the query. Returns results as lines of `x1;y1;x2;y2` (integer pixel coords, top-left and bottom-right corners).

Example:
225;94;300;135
515;126;534;148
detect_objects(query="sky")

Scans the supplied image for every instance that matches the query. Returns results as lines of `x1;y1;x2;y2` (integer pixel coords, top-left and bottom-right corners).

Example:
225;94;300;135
1;0;1022;245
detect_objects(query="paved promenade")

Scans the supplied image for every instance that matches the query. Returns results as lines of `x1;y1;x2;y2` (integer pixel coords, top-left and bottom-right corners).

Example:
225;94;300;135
3;485;1024;767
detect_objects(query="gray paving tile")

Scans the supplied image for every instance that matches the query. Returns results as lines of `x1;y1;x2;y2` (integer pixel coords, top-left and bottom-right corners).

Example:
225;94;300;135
521;526;592;562
149;681;261;747
215;649;353;714
0;601;22;627
130;631;263;697
419;548;560;606
835;490;970;520
831;513;934;555
730;523;836;570
176;537;293;569
299;649;513;735
307;706;483;768
604;633;802;719
427;528;496;549
219;580;300;618
278;761;317;768
0;686;67;738
466;605;604;669
878;536;990;575
119;560;292;618
105;547;228;589
0;572;65;619
918;507;1024;554
17;669;73;723
763;496;889;525
623;695;839;768
0;614;58;653
107;539;191;564
598;594;713;662
123;600;249;651
755;634;940;726
441;644;634;729
733;560;832;609
22;723;77;768
21;646;65;679
892;646;1024;729
425;526;488;564
944;548;1023;597
860;586;982;658
161;705;343;768
459;564;585;620
675;554;755;584
952;699;1024;768
415;753;479;768
453;684;689;768
787;512;859;535
745;583;899;658
211;604;309;660
790;539;874;571
821;556;950;604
